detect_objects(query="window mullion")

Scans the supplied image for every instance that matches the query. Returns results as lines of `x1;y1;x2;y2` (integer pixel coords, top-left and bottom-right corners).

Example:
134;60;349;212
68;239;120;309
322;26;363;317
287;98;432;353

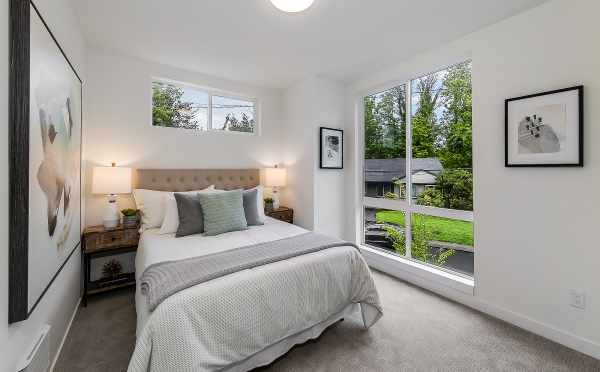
208;94;213;130
405;81;413;259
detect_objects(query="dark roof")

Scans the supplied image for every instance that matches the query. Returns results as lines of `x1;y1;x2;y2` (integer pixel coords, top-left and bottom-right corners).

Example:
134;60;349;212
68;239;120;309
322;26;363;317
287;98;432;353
365;158;442;183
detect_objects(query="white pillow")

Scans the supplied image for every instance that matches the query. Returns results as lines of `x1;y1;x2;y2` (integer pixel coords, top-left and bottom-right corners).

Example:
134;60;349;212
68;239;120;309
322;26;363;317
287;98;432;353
158;186;218;235
133;186;215;232
132;189;169;231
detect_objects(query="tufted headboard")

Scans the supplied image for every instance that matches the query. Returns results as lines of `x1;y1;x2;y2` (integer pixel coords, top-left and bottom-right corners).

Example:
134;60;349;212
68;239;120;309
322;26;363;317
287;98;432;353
134;169;260;192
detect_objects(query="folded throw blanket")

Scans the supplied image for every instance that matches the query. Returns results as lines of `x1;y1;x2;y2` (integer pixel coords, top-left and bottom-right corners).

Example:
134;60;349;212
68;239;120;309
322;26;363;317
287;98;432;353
141;232;361;311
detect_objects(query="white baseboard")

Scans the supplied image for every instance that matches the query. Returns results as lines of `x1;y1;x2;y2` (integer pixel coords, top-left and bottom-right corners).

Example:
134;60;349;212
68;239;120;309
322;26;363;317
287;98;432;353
362;249;600;361
474;298;600;361
49;297;82;372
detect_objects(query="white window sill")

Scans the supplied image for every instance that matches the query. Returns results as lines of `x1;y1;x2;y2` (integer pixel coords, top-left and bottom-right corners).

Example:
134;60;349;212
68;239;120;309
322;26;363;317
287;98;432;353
359;245;475;295
151;125;259;136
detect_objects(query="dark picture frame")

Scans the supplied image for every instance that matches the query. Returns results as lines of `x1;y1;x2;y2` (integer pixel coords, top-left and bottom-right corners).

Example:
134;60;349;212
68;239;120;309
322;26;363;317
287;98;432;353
319;127;344;169
505;86;583;167
9;0;83;323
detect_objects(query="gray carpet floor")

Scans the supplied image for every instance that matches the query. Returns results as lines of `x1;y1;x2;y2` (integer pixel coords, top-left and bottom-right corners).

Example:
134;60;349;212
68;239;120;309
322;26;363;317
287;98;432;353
54;271;600;372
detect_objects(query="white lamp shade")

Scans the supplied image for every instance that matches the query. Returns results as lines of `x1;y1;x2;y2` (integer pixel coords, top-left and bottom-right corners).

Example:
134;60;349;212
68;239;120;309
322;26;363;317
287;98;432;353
270;0;315;12
264;167;287;187
92;166;132;195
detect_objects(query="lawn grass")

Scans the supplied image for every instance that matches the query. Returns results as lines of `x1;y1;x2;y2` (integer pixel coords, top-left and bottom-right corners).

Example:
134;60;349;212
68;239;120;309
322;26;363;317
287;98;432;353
375;210;474;247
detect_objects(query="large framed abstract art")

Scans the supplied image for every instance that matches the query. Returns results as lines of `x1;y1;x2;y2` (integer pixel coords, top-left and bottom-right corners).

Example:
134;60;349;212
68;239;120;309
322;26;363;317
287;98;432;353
9;0;83;323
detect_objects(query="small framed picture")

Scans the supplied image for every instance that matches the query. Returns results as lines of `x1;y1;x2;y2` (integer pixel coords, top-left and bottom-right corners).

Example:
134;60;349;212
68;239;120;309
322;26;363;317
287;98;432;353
320;127;343;169
505;86;583;167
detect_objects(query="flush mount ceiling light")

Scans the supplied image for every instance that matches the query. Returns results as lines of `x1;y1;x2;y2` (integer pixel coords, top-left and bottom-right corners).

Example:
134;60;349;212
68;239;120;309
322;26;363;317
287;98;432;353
270;0;315;13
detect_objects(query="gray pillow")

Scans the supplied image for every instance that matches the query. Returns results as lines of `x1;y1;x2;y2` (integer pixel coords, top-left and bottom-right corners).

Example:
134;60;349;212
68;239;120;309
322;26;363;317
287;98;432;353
198;190;248;236
243;188;265;226
174;193;204;238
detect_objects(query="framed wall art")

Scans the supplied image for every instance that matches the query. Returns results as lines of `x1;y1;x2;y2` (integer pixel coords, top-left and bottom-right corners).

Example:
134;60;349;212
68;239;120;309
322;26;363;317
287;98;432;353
505;86;583;167
9;0;83;322
319;127;344;169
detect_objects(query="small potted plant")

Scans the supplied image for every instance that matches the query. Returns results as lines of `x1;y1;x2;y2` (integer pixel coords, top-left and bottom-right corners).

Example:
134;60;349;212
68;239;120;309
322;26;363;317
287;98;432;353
121;208;139;228
264;197;274;212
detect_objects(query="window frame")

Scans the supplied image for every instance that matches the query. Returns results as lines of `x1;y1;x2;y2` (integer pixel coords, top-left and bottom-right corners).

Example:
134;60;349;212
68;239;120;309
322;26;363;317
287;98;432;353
151;77;259;135
358;61;474;278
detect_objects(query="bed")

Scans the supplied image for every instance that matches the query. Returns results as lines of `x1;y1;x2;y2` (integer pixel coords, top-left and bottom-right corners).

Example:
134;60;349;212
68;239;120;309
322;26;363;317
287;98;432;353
127;169;382;372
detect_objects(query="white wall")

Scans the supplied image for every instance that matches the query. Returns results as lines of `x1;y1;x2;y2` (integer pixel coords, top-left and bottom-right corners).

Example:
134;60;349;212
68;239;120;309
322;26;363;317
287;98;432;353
282;79;316;229
312;79;347;239
0;1;86;371
83;49;283;226
349;0;600;358
282;77;347;238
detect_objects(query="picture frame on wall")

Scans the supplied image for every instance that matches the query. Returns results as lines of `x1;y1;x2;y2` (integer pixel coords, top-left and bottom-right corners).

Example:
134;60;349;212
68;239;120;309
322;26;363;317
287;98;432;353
320;127;344;169
9;0;83;322
505;86;583;167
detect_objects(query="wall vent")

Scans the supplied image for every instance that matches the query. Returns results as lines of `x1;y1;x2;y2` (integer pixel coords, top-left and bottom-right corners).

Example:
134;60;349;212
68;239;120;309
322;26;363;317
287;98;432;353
17;325;51;372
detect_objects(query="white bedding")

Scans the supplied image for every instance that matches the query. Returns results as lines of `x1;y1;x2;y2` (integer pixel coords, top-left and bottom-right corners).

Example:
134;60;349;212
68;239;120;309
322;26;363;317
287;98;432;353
130;217;382;372
135;217;309;333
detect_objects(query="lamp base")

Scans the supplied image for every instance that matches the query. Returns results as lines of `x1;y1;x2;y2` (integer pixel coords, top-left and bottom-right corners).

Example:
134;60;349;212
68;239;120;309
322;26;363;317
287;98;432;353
103;219;119;230
103;196;120;229
272;189;281;210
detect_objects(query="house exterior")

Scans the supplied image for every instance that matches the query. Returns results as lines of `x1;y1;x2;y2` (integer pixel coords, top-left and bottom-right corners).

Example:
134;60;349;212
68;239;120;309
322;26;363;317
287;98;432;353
364;158;443;198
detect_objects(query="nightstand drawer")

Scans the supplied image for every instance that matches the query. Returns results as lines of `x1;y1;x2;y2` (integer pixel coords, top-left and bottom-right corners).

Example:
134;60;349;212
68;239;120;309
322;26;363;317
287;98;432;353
100;230;124;246
85;228;139;252
271;213;292;222
266;207;293;224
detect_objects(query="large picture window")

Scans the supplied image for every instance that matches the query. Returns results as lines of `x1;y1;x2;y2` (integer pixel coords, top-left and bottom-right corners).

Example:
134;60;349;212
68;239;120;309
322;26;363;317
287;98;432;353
152;79;257;134
363;61;473;277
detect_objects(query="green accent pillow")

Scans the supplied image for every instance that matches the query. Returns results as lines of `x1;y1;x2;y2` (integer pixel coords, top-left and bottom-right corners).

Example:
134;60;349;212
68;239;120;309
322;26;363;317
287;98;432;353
197;190;248;236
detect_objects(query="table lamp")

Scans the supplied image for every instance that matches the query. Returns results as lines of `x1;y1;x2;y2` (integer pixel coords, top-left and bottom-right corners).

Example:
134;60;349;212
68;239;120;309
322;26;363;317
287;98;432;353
92;163;132;229
264;166;286;210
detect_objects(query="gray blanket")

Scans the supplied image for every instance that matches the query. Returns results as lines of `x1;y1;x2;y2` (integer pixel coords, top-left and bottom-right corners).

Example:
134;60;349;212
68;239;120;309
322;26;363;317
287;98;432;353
140;232;359;311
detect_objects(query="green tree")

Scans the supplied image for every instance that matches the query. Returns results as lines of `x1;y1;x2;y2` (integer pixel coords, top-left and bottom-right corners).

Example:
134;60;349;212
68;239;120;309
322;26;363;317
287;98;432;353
382;223;454;266
152;82;199;129
376;87;406;158
225;113;254;133
411;74;440;158
439;61;472;169
416;186;444;208
436;169;473;211
384;192;399;200
411;62;473;211
364;87;406;159
417;169;473;211
364;96;385;159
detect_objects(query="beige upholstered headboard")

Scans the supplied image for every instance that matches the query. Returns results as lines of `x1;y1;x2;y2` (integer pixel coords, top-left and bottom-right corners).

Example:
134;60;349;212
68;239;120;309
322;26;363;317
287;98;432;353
134;169;260;191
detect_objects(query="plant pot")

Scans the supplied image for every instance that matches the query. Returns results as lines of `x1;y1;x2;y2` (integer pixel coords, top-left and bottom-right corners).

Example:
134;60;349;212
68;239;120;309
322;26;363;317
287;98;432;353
265;202;274;212
122;215;139;228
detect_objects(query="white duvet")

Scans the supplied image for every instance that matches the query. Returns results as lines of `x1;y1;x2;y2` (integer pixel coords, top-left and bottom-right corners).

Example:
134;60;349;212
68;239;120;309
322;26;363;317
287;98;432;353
129;218;382;372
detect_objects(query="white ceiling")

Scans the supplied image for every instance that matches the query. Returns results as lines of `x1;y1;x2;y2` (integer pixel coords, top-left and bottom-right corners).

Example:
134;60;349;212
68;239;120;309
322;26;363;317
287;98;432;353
73;0;548;88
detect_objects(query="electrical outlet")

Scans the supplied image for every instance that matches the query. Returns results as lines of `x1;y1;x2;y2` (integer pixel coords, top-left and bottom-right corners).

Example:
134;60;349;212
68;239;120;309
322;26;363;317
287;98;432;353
570;290;586;310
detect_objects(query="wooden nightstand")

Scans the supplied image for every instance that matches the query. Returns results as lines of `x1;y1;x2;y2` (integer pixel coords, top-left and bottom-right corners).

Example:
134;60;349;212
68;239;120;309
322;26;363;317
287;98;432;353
82;225;140;306
265;207;294;224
